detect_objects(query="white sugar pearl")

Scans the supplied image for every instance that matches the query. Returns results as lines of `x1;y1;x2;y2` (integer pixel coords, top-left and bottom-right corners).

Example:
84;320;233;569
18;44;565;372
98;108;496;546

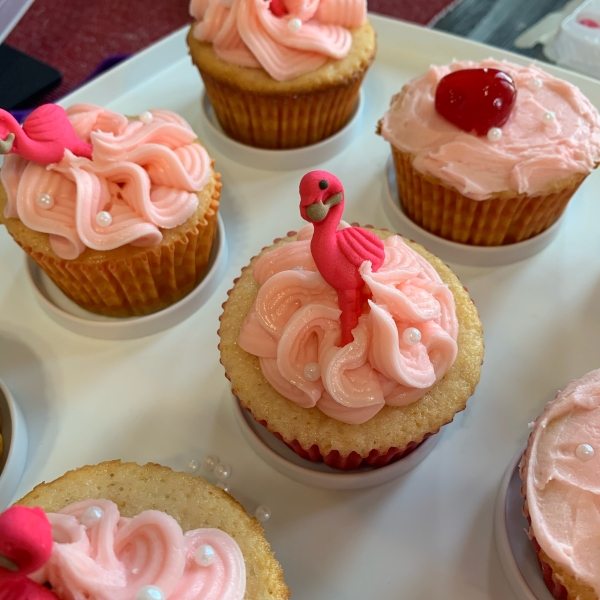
214;463;231;480
402;327;421;345
36;193;54;209
487;127;502;142
96;211;113;227
576;443;595;461
202;454;219;471
288;18;302;32
255;505;271;523
136;585;165;600
304;362;321;381
195;544;216;567
81;506;104;528
139;111;153;124
542;111;555;123
216;481;230;493
186;459;199;474
527;77;543;91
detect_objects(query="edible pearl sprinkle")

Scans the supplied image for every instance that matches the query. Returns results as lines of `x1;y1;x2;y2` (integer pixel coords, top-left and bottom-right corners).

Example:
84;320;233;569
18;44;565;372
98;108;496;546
81;506;104;528
139;111;153;124
402;327;422;346
576;443;595;461
487;127;502;142
136;585;165;600
37;193;54;209
304;362;321;381
202;454;219;471
96;211;113;227
528;77;543;91
542;111;555;123
288;18;302;32
195;544;216;567
186;459;199;474
255;505;271;523
216;481;230;493
214;463;231;480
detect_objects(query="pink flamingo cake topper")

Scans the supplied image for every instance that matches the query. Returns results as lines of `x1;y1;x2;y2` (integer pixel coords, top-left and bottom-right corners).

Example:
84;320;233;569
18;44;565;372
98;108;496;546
299;170;385;346
0;505;57;600
0;104;92;165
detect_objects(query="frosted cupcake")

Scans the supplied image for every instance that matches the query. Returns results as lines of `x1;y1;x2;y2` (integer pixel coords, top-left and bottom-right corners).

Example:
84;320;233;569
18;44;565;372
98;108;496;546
187;0;376;149
379;59;600;246
0;103;221;317
219;171;484;469
6;461;289;599
520;369;600;600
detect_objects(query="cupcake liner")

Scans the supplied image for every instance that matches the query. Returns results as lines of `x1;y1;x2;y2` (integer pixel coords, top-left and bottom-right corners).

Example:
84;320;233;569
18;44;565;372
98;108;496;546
391;146;587;246
198;67;367;150
18;184;221;318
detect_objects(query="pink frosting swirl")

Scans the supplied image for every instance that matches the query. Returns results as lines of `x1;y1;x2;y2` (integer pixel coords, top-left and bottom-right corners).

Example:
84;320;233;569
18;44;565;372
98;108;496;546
189;0;366;81
1;104;212;259
521;369;600;597
238;226;458;424
30;499;246;600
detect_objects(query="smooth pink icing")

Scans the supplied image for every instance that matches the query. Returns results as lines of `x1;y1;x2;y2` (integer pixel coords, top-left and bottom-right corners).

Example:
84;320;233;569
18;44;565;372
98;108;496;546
238;225;458;424
380;59;600;200
190;0;366;82
521;369;600;596
30;499;246;600
1;104;212;260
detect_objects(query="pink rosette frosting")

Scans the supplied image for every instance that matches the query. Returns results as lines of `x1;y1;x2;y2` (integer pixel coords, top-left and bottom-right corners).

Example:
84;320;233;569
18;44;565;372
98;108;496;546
238;225;459;425
1;104;212;259
521;369;600;597
30;499;246;600
189;0;366;81
380;59;600;200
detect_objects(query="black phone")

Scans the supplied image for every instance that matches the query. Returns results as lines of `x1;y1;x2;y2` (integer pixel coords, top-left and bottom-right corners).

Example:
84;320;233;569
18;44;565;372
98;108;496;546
0;44;61;110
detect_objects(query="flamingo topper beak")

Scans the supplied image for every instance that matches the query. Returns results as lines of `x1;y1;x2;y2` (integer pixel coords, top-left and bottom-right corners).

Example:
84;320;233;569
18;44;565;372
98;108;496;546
0;133;15;155
306;192;343;222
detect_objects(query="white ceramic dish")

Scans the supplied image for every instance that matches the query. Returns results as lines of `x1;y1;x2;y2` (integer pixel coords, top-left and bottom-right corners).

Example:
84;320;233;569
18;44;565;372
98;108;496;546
232;396;440;490
494;445;554;600
198;90;364;171
382;158;565;267
24;214;228;340
0;378;28;509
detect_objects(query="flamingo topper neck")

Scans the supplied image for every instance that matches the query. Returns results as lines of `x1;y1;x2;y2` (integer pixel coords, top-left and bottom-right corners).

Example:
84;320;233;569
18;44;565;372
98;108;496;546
0;104;93;165
299;171;385;346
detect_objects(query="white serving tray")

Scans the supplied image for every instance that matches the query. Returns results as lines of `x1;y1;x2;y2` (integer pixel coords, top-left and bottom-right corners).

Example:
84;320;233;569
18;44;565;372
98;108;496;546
2;15;600;600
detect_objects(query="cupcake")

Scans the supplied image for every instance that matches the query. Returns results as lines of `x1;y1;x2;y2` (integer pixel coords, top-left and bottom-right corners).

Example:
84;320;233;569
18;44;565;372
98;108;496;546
219;171;484;470
187;0;376;149
0;103;221;317
378;59;600;246
6;461;289;599
520;369;600;600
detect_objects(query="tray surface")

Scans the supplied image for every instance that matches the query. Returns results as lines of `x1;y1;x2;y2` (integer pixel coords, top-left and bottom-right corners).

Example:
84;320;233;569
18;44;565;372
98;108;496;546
1;15;600;600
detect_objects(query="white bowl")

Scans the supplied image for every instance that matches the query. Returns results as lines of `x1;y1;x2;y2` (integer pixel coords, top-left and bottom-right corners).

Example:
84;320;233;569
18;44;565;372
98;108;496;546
197;90;364;171
382;158;565;267
494;445;554;600
0;378;28;509
232;396;441;490
25;214;228;340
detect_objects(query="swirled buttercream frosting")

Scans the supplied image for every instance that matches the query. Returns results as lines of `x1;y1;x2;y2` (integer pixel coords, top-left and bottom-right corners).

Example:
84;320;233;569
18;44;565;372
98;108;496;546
189;0;366;81
238;225;459;425
30;499;246;600
1;104;212;260
521;368;600;597
380;59;600;200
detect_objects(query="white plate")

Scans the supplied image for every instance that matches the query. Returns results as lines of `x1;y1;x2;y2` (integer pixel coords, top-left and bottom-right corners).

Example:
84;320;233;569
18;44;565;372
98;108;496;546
0;378;28;509
382;158;565;267
233;396;441;490
197;90;363;171
24;215;228;340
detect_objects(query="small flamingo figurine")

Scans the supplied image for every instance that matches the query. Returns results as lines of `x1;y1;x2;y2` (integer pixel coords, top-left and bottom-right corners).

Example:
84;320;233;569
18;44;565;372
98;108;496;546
0;104;92;164
299;170;385;346
0;506;57;600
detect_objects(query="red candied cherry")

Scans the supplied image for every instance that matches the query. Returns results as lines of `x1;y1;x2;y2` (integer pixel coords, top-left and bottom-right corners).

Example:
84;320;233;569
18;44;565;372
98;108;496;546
435;68;517;136
269;0;288;16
